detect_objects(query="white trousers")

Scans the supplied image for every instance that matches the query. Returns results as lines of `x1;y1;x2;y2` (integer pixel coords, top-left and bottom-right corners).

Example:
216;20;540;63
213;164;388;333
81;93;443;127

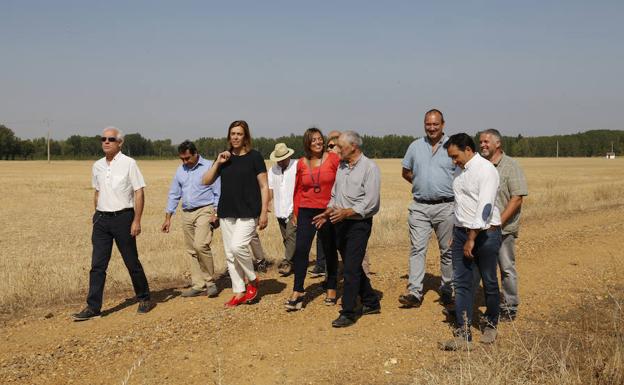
220;217;258;293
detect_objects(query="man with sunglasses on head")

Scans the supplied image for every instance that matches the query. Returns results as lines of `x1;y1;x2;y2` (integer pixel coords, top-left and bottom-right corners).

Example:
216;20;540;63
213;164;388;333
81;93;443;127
161;140;221;298
73;127;153;321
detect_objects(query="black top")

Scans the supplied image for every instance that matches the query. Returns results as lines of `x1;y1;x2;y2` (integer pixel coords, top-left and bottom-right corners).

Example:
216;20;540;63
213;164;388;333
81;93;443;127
217;149;267;218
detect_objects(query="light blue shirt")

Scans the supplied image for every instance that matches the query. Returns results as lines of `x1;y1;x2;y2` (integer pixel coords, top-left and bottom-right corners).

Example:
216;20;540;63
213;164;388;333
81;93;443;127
166;156;220;213
401;136;456;200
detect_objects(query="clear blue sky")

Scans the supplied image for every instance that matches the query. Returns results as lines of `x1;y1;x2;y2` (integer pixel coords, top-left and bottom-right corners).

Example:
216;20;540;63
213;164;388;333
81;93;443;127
1;0;622;141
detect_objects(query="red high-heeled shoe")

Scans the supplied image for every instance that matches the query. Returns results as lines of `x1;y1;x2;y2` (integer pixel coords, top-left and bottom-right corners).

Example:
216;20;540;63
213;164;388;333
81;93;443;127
224;295;247;308
243;279;259;303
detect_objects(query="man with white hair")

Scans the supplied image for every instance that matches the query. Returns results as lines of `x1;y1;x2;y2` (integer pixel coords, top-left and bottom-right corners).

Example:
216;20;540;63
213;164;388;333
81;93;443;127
479;129;528;321
73;127;153;320
314;130;381;328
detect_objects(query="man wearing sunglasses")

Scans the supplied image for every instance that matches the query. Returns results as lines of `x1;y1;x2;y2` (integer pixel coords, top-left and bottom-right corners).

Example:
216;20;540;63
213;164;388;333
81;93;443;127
73;127;153;320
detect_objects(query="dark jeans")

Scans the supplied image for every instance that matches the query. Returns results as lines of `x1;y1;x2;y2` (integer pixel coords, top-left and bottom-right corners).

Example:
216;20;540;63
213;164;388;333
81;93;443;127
452;226;501;329
293;208;338;292
87;210;150;311
335;218;379;319
315;236;326;270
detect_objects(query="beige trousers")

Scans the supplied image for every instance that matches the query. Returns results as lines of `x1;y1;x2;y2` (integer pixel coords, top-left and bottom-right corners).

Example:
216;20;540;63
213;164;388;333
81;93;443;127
250;231;266;262
182;205;217;290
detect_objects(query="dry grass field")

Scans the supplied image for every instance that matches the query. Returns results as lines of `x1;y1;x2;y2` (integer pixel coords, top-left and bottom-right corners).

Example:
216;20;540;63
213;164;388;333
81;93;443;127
0;157;623;384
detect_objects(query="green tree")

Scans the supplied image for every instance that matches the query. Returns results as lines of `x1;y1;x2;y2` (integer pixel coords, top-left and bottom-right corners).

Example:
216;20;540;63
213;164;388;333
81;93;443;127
0;125;19;160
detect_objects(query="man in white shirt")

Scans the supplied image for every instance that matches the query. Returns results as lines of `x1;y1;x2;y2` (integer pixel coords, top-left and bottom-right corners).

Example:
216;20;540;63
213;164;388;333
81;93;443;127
268;143;297;276
73;127;153;321
439;133;502;350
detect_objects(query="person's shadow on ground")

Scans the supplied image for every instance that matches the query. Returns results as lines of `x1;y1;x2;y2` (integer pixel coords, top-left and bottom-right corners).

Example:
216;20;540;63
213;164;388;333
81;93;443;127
101;287;180;317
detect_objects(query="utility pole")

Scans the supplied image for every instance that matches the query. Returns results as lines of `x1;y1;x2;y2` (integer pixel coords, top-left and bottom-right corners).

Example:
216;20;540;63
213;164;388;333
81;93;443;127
44;119;52;163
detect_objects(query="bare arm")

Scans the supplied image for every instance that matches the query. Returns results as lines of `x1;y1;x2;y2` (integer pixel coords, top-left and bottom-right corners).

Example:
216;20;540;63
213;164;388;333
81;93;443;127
202;151;230;185
402;167;413;184
161;212;173;233
500;196;523;226
131;188;144;237
93;191;99;211
464;229;480;259
257;172;269;230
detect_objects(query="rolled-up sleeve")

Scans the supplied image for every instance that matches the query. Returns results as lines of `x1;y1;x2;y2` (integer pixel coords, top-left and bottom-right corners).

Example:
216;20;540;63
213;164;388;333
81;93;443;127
470;166;499;229
351;163;381;218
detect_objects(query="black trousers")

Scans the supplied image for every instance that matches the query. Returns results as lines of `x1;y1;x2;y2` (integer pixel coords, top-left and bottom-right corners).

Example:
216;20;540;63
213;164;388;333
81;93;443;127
292;208;338;292
87;210;150;311
335;218;379;319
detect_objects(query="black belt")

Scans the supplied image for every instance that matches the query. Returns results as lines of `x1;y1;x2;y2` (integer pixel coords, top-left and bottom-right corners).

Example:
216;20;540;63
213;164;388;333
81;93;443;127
414;197;454;205
182;205;210;213
455;225;500;233
96;208;134;217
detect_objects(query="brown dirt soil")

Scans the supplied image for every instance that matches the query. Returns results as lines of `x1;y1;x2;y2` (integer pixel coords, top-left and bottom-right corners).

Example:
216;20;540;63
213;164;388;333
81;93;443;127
1;206;622;384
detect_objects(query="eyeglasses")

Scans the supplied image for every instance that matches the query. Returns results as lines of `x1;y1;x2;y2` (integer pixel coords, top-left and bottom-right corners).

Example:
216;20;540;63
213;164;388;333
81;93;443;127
101;137;118;143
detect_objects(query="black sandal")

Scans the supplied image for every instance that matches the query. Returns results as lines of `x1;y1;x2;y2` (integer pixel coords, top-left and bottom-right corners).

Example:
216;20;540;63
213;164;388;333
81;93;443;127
324;296;337;306
285;295;305;311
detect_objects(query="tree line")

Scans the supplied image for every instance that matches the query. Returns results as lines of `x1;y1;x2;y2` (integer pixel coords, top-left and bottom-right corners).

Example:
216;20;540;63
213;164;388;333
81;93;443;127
1;124;622;160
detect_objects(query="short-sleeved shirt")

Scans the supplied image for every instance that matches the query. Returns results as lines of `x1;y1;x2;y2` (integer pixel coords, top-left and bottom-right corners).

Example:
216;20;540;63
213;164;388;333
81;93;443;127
217;149;267;218
92;152;146;212
268;158;297;219
494;153;528;236
293;152;340;216
401;136;456;200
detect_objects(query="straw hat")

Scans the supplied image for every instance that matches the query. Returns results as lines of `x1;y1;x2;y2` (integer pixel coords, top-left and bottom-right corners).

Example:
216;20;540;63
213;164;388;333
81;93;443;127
270;142;295;162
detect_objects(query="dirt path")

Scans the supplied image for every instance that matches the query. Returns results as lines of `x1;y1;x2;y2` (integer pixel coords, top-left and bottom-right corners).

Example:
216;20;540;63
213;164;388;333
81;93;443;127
1;207;623;385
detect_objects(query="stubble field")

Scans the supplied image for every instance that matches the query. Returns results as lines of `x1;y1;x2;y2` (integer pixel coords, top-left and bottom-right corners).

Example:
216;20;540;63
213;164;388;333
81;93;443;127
0;158;623;384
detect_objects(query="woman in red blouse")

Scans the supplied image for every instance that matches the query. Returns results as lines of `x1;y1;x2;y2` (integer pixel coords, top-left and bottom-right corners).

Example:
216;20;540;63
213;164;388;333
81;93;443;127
285;128;340;311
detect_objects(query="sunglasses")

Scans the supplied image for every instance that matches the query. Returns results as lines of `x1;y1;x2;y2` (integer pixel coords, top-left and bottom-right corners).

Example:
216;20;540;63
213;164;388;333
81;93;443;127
327;143;336;149
101;137;118;142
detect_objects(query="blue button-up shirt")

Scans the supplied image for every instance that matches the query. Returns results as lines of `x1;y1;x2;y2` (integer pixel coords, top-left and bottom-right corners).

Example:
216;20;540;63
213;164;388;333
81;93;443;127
166;156;220;213
401;136;456;200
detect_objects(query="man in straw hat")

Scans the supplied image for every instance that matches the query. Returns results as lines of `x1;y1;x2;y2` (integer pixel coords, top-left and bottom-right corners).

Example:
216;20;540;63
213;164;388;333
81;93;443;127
268;142;298;276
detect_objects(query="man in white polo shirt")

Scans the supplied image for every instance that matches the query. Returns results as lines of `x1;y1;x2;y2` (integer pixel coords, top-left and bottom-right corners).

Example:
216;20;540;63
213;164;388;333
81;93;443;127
439;133;502;350
268;143;297;276
73;127;153;321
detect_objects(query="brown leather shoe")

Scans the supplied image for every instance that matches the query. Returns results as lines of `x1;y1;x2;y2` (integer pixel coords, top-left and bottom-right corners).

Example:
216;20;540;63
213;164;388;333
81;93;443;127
398;293;422;308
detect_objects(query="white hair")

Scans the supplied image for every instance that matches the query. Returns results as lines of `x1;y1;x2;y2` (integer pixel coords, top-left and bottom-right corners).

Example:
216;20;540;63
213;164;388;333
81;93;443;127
341;130;363;148
480;128;502;144
102;126;124;141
